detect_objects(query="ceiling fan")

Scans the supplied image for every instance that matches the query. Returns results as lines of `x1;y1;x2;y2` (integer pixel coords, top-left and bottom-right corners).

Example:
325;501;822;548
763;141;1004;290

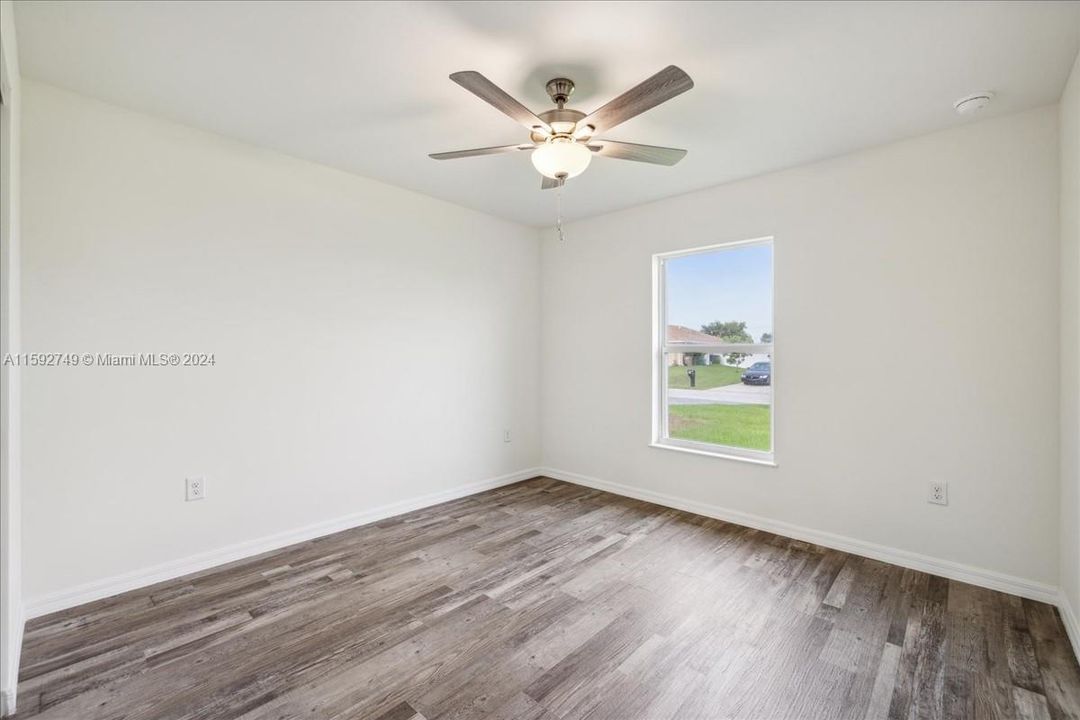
429;66;693;189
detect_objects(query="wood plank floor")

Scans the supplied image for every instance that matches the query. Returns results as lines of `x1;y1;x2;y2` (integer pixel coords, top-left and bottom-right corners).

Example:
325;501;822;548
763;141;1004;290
15;477;1080;720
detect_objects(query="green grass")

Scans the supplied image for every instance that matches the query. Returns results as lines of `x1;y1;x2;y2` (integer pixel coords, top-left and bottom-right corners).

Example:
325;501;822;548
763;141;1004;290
667;362;743;389
668;404;771;451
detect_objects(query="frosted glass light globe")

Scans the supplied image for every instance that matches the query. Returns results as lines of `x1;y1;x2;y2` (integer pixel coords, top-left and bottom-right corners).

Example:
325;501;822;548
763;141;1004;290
531;139;592;180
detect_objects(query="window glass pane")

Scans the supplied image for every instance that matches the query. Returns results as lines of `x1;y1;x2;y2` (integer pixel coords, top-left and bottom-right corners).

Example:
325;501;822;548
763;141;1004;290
661;241;774;456
666;352;772;452
665;243;773;345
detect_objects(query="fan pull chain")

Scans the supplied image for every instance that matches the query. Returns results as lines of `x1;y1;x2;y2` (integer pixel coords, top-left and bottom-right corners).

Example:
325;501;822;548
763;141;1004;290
556;175;566;242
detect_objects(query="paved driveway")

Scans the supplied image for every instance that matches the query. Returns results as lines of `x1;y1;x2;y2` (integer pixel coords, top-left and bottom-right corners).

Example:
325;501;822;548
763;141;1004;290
669;383;771;406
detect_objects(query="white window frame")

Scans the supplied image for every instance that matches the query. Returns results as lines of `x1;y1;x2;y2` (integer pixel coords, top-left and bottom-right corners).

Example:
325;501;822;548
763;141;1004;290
651;236;776;465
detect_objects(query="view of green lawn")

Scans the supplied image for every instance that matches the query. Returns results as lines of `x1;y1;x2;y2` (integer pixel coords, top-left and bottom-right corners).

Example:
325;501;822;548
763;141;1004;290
668;404;771;451
666;362;743;389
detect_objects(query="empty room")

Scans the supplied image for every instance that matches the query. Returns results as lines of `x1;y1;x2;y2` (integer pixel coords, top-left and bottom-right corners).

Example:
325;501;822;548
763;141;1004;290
1;1;1079;718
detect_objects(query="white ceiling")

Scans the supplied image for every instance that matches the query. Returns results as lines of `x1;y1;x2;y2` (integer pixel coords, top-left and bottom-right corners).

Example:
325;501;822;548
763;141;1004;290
13;1;1080;227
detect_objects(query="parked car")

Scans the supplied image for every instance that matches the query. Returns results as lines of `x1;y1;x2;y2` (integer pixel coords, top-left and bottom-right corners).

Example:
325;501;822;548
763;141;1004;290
741;361;771;385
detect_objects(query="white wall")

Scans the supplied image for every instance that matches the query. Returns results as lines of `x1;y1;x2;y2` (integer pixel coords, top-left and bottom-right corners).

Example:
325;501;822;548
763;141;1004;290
0;1;22;714
20;81;541;604
1061;49;1080;644
541;106;1061;590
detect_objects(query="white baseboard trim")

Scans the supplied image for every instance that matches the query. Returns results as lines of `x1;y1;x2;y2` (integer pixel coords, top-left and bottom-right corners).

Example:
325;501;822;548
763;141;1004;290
1;687;16;718
1060;591;1080;665
0;607;24;717
25;467;543;620
541;467;1060;605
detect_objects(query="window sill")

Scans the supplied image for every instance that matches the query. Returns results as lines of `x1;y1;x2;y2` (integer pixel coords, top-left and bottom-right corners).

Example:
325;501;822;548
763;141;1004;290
649;440;777;467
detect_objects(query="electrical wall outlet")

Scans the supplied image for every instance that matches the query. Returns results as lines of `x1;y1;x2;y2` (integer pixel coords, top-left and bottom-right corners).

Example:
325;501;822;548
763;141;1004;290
186;476;206;502
503;429;512;443
928;481;947;506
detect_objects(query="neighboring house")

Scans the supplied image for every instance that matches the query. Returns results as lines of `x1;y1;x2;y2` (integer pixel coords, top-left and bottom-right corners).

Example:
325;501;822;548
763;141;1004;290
666;325;721;366
666;325;771;368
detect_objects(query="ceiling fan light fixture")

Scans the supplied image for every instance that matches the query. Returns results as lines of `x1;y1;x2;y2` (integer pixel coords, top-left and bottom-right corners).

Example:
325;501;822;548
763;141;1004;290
432;67;693;189
531;138;592;180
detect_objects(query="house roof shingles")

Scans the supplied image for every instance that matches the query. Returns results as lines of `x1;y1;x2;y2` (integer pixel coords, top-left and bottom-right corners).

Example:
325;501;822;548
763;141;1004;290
666;325;721;344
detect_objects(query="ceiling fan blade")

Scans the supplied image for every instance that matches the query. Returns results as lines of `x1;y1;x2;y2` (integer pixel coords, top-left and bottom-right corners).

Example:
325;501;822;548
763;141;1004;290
429;144;532;160
450;71;552;134
541;176;560;190
587;140;687;166
581;66;693;134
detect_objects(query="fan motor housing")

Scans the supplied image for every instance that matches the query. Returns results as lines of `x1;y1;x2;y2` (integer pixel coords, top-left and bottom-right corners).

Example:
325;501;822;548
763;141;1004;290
532;108;586;142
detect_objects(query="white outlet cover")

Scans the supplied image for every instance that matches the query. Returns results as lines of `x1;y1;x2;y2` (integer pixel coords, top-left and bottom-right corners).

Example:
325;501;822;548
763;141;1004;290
928;481;947;505
186;476;206;502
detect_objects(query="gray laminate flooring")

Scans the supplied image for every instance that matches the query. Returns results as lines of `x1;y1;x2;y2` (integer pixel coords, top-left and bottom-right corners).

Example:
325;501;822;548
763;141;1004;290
15;477;1080;719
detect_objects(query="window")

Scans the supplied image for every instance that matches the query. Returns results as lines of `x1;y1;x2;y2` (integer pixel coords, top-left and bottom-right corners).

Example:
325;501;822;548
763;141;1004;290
653;238;774;463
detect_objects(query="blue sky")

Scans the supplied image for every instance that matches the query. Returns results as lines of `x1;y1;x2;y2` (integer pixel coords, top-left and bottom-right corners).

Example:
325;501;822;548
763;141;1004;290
666;244;773;341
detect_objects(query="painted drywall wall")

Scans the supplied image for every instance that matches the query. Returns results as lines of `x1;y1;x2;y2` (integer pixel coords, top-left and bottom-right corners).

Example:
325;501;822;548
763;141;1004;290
0;0;23;713
20;81;541;603
1061;49;1080;641
541;106;1061;588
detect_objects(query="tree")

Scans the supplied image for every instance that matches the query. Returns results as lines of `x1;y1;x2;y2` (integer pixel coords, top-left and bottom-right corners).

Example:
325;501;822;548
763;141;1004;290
760;332;773;343
700;321;752;343
700;321;752;365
